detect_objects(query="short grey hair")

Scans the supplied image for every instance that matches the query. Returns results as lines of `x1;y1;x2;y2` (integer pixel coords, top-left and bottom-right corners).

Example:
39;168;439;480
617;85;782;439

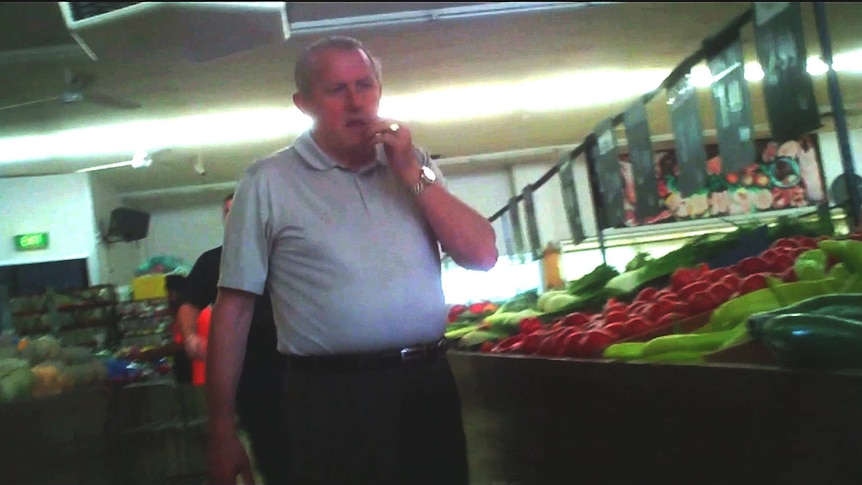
294;36;382;95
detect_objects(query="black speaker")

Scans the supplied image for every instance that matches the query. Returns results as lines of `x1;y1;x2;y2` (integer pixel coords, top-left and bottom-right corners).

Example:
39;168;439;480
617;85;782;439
106;207;150;242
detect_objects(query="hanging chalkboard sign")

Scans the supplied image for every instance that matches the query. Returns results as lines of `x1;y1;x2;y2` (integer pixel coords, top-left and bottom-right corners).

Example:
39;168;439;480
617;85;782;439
754;2;821;142
588;119;626;228
522;184;542;261
708;38;756;173
667;75;708;197
500;211;516;260
623;102;661;221
507;196;526;262
558;158;586;243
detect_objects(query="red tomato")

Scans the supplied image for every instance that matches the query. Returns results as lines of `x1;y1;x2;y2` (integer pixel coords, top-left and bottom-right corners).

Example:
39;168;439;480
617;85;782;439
678;281;710;300
469;302;489;314
519;317;543;335
648;297;683;321
771;237;798;249
709;282;737;303
719;273;742;289
739;273;768;294
537;333;561;357
604;310;628;325
521;332;545;354
491;335;523;353
578;329;617;357
689;290;720;315
707;267;733;281
603;298;626;315
562;331;586;357
602;322;629;339
627;300;648;315
771;254;795;273
795;237;819;249
759;248;780;262
655;312;684;328
635;286;658;302
563;312;591;327
624;316;652;336
479;341;496;353
734;257;771;276
780;267;798;283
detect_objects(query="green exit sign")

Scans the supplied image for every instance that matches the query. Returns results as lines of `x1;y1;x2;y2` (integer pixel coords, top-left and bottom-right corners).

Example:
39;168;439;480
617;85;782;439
14;233;49;251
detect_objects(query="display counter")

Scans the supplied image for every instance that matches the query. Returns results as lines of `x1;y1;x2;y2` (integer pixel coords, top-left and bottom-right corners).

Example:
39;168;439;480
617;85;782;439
450;351;862;485
0;381;208;485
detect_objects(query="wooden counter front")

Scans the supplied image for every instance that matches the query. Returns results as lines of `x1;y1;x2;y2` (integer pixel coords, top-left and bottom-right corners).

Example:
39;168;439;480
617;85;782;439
450;352;862;485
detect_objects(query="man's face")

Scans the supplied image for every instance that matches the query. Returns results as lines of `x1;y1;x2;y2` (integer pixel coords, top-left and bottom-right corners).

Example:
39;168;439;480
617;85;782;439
222;198;233;223
293;47;382;155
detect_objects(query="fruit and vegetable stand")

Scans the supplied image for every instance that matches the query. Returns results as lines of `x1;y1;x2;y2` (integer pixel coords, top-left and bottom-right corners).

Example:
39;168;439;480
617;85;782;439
441;6;862;479
449;351;862;485
446;216;862;484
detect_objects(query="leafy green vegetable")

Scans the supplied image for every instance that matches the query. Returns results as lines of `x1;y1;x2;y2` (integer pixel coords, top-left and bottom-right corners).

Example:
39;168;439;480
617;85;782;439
625;252;653;273
566;264;619;296
497;289;539;313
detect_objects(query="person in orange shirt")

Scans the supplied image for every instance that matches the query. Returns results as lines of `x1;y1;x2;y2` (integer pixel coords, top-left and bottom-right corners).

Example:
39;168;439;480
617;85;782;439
190;305;212;386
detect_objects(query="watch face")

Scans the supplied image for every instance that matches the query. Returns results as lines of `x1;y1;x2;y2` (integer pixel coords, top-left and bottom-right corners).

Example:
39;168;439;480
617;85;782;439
421;165;437;183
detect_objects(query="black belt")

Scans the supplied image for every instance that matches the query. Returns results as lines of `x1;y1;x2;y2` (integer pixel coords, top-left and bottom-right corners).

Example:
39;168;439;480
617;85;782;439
280;338;448;372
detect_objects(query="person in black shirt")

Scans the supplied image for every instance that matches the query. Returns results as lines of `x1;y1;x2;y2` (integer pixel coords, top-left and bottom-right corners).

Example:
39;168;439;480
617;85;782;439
177;193;287;484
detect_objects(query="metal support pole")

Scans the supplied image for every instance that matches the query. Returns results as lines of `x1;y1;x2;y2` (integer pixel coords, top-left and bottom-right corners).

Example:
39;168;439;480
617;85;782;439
813;2;861;228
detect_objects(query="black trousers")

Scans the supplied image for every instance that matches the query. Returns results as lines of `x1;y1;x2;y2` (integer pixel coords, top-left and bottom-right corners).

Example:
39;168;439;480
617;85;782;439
280;355;469;485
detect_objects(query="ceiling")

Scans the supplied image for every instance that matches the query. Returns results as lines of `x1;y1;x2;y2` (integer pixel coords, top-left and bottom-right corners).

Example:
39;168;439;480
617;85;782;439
1;2;861;211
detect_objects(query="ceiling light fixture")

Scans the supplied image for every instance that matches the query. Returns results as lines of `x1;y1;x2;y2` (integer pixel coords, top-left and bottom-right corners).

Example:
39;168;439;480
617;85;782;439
3;47;861;167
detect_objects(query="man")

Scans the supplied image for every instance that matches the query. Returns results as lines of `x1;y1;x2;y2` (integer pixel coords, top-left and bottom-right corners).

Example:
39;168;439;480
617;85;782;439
207;36;498;485
178;193;286;484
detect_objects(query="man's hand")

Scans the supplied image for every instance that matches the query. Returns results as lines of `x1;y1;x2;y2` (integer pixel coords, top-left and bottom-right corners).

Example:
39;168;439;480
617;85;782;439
184;333;207;360
207;428;256;485
367;118;421;189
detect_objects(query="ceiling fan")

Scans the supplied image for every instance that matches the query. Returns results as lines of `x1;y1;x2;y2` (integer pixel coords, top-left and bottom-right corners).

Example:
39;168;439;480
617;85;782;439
0;67;142;113
76;148;171;174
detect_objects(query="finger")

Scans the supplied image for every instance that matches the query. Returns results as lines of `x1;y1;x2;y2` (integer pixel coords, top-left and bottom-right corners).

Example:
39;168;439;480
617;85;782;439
240;464;256;485
367;130;397;149
369;119;406;137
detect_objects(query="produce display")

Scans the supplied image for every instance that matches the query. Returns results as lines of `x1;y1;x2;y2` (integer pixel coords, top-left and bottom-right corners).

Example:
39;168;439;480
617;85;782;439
446;212;862;370
0;335;108;402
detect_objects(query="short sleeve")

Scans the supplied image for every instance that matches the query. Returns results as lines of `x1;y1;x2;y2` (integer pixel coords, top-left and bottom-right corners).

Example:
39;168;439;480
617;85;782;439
218;166;271;295
181;250;218;309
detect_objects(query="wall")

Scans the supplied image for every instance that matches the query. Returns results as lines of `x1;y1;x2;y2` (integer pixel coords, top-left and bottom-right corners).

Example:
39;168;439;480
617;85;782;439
140;203;226;269
88;175;145;285
0;173;100;283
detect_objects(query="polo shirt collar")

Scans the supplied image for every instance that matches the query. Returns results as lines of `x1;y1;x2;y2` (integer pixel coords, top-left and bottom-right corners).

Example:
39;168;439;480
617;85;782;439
294;131;387;173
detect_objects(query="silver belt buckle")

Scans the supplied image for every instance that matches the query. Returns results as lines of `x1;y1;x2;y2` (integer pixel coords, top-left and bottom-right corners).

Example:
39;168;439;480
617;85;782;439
400;345;426;361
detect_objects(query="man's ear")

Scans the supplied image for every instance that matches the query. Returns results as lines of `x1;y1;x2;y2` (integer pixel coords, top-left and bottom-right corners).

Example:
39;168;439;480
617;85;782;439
293;92;311;115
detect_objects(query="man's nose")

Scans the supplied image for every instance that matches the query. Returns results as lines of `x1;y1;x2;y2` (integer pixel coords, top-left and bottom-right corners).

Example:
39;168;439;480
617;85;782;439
346;87;363;109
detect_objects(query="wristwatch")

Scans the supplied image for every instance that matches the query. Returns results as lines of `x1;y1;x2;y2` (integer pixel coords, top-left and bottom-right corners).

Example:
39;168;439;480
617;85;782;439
411;165;437;195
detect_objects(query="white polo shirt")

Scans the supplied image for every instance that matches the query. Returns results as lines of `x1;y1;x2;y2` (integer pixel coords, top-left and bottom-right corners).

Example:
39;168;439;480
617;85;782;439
218;132;448;356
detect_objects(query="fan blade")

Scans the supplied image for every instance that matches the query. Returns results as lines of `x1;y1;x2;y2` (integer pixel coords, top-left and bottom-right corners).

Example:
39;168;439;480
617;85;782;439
85;92;142;110
0;96;62;112
65;68;94;92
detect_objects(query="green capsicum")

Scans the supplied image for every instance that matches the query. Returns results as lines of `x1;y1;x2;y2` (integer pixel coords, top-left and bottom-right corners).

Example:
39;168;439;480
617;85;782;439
698;288;781;333
819;239;862;273
794;249;828;281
